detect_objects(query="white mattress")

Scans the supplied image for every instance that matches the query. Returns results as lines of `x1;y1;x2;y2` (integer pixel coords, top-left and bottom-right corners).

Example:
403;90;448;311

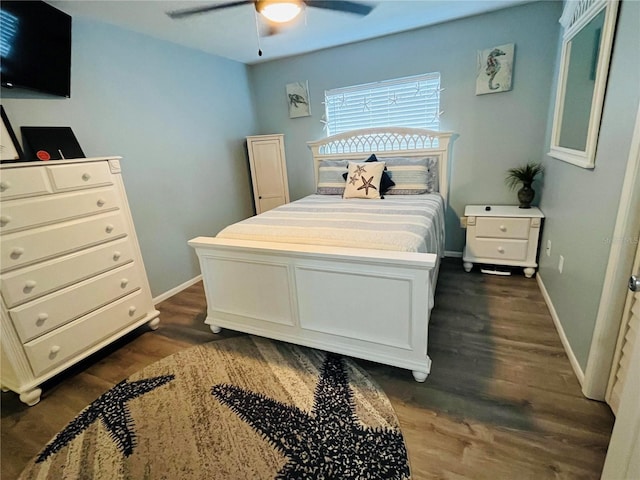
217;194;445;257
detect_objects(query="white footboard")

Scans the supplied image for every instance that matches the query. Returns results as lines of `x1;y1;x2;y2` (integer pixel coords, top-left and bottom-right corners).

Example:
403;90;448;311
188;236;436;381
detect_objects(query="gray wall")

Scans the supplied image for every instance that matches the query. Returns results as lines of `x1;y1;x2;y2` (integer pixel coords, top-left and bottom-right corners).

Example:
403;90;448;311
2;19;258;298
248;1;563;253
538;0;640;369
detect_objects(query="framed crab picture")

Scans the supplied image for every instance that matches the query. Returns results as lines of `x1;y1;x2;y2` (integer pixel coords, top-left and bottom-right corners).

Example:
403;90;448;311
476;43;515;95
286;81;311;118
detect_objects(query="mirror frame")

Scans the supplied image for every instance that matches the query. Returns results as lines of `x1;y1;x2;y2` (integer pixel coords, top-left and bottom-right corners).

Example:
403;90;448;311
549;0;619;169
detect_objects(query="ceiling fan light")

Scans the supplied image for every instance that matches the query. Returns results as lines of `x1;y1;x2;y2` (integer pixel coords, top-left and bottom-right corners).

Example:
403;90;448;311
258;1;302;23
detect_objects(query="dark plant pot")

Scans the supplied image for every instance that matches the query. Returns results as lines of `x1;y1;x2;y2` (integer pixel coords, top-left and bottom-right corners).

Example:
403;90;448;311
517;183;535;209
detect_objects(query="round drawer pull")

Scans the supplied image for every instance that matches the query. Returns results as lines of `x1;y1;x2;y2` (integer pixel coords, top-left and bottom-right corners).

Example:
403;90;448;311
121;278;129;288
0;180;11;191
113;251;122;261
97;198;106;207
497;246;505;254
499;225;507;232
0;215;11;225
11;247;25;258
25;280;37;290
82;173;91;181
128;306;137;316
50;345;61;355
105;224;115;233
36;313;49;325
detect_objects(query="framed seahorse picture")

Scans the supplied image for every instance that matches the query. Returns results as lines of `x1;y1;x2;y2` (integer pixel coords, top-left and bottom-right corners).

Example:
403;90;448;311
476;43;515;95
286;81;311;118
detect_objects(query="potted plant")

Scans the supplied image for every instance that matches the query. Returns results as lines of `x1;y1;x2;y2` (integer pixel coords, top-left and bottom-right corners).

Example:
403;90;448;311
505;162;544;209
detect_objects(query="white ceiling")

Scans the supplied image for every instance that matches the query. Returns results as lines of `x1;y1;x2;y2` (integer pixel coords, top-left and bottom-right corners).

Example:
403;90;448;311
50;0;532;65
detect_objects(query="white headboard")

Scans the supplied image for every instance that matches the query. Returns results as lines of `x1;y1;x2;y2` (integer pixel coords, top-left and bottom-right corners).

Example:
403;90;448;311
307;127;453;203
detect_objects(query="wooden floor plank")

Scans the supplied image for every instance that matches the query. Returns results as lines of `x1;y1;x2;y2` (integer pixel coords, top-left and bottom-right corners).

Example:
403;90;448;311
1;258;614;479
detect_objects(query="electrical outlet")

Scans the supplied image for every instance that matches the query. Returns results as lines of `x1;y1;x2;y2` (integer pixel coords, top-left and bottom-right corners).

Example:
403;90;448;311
546;240;552;257
558;255;564;274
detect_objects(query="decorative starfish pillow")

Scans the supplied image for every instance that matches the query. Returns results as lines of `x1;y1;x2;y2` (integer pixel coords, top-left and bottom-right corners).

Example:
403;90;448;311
343;161;385;199
342;154;395;195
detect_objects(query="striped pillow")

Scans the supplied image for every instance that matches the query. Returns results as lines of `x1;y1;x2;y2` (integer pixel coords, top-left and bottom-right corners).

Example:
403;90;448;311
379;157;439;194
316;160;348;195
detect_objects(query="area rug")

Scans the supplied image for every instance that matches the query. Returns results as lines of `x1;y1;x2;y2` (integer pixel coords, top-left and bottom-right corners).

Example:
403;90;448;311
19;336;411;479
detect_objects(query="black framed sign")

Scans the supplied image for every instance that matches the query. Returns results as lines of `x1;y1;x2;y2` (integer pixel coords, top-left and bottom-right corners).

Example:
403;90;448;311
1;105;25;163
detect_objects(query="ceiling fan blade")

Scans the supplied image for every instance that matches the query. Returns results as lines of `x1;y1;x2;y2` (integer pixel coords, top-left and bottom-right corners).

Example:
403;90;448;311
305;0;373;16
166;1;254;19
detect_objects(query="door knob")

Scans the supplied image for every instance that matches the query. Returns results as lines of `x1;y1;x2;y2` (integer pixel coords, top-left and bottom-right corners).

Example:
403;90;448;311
629;275;640;292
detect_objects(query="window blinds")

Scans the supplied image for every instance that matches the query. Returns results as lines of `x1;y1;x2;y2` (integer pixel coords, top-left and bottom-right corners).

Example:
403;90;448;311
324;73;441;136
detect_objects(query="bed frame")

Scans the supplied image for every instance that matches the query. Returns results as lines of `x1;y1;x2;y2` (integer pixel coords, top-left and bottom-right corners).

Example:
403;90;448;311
189;127;452;382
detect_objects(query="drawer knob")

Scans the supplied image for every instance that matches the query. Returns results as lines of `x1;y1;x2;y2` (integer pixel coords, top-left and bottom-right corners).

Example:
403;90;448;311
97;198;106;207
499;225;507;232
24;280;37;290
105;224;115;233
82;173;91;181
128;306;137;316
36;313;49;325
11;247;25;258
0;180;11;191
121;278;129;288
113;251;122;261
497;246;505;254
50;345;61;355
0;215;11;225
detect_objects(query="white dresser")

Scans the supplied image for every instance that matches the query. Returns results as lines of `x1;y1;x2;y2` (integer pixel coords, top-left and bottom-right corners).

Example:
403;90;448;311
0;157;159;406
247;134;290;214
463;205;544;278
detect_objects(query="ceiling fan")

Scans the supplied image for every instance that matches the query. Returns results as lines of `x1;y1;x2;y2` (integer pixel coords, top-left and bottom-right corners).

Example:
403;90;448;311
166;1;373;25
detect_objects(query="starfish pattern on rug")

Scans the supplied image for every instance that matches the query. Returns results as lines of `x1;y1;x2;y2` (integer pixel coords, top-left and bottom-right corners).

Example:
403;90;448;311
211;354;410;480
36;375;175;463
358;175;377;195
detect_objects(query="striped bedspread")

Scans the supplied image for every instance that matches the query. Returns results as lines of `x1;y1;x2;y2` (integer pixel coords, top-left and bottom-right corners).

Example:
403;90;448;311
217;194;445;256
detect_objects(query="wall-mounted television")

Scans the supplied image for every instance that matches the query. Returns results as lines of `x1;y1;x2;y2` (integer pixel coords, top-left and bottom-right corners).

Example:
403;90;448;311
0;1;72;98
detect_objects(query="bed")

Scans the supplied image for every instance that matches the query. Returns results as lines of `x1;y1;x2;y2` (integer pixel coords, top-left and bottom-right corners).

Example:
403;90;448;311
189;127;453;381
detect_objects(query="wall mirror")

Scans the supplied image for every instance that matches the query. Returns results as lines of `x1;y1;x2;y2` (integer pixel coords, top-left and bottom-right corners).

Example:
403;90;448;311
549;0;619;169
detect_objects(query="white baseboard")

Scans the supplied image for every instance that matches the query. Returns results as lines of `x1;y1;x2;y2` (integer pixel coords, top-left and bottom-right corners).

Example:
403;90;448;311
536;273;585;386
153;274;203;306
444;250;463;258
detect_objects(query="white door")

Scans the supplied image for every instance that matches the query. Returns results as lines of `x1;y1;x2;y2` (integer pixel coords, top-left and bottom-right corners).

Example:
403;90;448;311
605;237;640;414
248;136;289;214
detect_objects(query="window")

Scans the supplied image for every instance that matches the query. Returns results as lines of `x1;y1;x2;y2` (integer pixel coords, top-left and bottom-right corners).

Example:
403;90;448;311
323;73;441;136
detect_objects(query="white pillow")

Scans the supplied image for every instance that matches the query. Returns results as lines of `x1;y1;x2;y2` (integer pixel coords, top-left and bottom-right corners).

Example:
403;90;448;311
343;161;385;199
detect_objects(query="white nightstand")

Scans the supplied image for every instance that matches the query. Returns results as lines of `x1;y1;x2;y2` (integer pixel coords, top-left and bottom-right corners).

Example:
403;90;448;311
462;205;544;278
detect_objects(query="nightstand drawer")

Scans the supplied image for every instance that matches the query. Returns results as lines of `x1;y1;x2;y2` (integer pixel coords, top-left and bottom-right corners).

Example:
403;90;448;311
475;217;530;239
468;238;528;261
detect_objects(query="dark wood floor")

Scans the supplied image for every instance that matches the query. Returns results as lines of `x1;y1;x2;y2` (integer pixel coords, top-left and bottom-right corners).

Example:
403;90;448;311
1;258;614;479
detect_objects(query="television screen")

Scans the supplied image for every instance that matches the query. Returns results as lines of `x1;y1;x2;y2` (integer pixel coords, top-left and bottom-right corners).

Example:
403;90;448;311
0;1;72;98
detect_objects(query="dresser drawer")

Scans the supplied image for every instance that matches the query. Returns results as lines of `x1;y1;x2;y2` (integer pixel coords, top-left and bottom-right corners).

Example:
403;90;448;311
474;217;531;240
10;262;143;343
467;238;528;261
0;211;127;272
1;238;136;307
23;290;148;377
0;187;120;234
0;168;52;200
46;162;113;192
